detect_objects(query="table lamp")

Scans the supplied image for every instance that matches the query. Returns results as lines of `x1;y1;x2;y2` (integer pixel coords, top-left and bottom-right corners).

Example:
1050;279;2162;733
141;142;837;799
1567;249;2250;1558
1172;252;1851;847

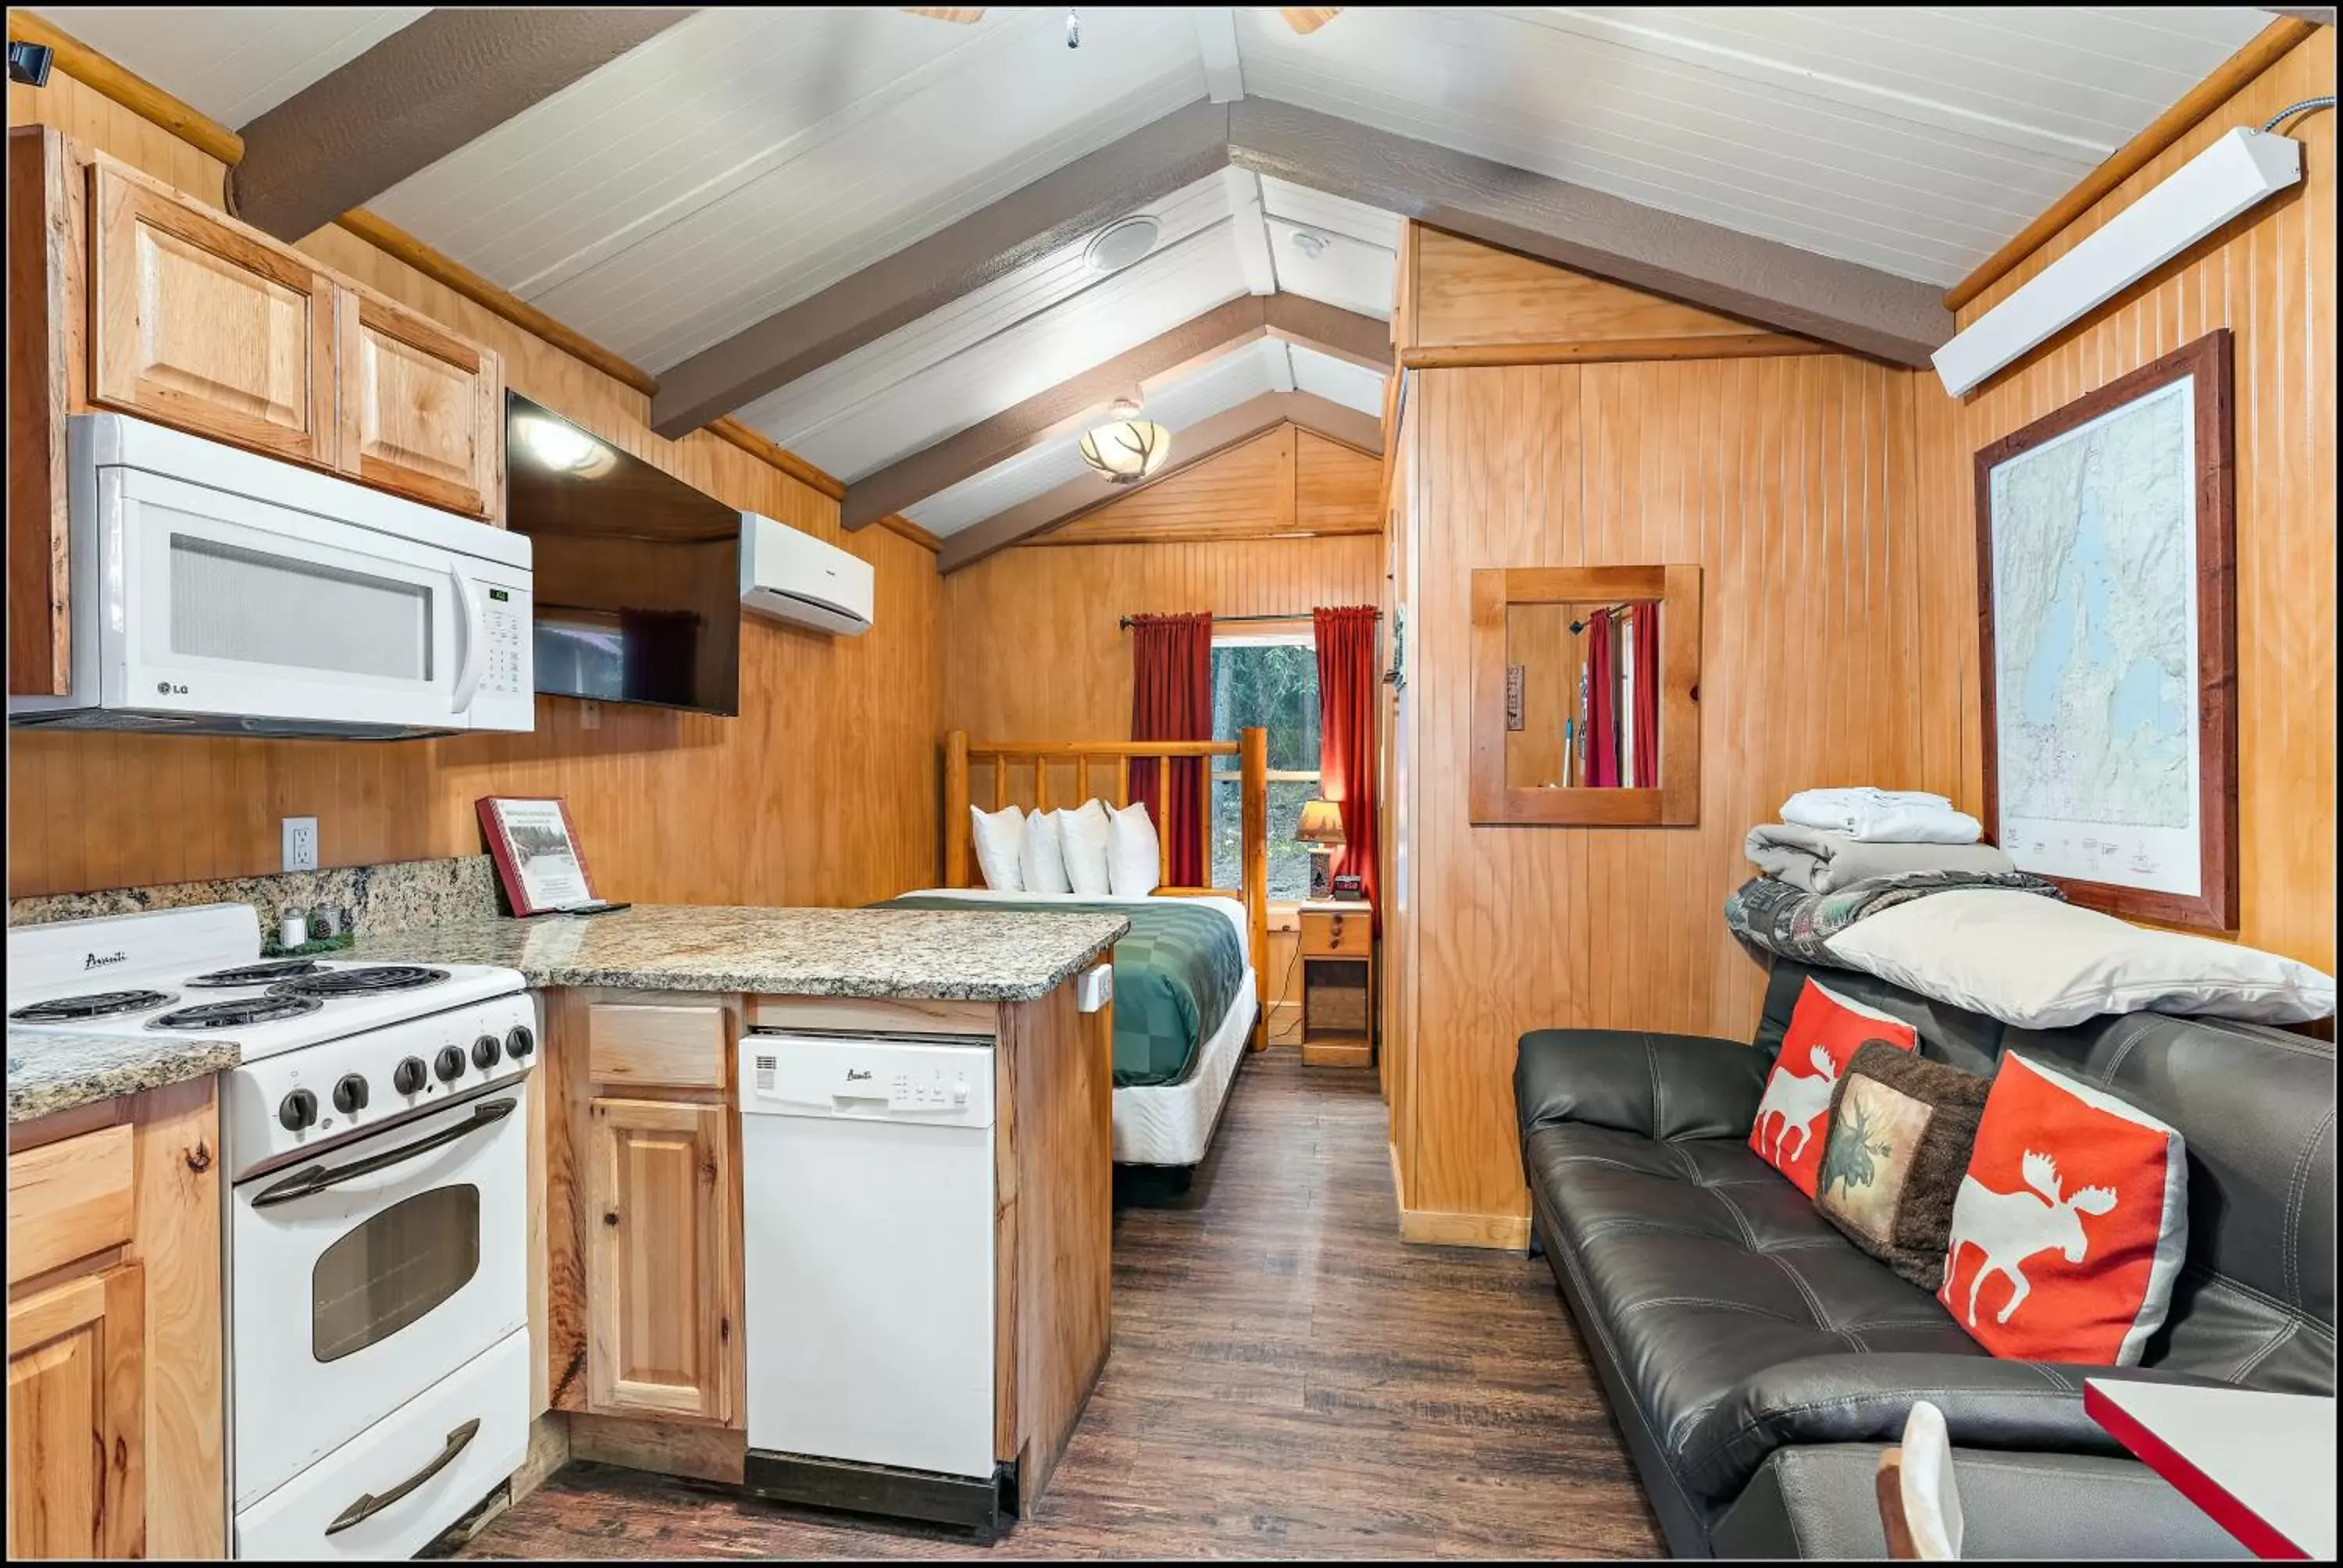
1295;798;1346;900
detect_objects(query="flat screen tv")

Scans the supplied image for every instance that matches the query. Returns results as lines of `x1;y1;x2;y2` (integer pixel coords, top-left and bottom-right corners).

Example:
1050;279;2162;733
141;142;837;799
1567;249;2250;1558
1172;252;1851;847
503;394;741;715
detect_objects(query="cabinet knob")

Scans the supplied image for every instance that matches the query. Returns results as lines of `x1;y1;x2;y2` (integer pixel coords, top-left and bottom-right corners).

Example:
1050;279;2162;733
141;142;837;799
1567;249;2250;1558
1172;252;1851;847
603;1210;619;1228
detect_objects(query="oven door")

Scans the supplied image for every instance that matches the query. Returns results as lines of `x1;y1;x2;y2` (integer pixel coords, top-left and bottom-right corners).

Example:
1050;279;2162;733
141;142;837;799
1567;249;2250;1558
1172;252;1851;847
230;1082;527;1512
104;465;482;730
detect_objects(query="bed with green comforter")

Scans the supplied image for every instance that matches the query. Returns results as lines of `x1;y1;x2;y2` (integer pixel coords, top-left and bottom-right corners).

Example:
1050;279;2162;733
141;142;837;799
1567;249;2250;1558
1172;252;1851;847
876;896;1246;1088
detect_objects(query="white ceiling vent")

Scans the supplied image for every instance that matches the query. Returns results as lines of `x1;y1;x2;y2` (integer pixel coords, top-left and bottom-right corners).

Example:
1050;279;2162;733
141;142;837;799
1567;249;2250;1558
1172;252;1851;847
1083;215;1161;274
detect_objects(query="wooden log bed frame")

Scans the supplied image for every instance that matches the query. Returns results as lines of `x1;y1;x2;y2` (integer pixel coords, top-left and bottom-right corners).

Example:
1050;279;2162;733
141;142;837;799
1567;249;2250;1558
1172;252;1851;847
943;728;1272;1051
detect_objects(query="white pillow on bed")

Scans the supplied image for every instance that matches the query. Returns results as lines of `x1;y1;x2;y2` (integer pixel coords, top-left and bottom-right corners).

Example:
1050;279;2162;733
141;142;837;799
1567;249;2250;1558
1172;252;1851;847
970;803;1025;892
1107;800;1161;896
1020;807;1072;893
1061;800;1113;896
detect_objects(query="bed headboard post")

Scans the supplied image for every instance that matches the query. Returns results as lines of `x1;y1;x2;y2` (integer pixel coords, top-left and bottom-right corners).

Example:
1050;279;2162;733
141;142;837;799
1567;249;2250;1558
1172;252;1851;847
944;729;972;888
1241;725;1270;1050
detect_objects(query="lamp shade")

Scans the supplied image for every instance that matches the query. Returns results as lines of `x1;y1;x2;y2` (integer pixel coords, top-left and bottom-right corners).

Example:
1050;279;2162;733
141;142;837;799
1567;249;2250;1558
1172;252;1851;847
1294;798;1346;846
1079;398;1172;484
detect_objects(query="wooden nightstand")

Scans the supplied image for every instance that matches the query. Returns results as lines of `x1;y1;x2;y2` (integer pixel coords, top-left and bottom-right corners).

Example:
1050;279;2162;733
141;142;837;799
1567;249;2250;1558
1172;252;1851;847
1298;900;1375;1068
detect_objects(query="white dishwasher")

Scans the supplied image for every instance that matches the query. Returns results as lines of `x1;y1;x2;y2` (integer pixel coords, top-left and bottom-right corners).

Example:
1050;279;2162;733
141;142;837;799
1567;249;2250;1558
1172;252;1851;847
736;1030;1008;1534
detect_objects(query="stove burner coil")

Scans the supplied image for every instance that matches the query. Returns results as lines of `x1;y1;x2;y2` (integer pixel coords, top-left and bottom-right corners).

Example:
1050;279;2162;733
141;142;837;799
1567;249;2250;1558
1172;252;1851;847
186;959;328;989
269;966;451;999
9;989;177;1024
149;995;325;1030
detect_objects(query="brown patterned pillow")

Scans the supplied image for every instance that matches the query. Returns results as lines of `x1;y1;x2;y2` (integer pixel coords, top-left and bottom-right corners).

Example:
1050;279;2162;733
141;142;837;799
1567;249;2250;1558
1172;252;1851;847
1813;1042;1992;1290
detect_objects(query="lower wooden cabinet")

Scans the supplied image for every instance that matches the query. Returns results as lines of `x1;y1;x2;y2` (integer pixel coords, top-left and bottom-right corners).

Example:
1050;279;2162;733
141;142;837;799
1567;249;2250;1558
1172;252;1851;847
7;1263;146;1559
583;1096;737;1424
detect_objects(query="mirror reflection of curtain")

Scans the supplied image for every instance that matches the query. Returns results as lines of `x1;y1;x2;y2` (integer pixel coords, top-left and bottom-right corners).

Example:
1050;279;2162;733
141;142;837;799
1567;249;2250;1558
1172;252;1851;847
1129;612;1213;884
1631;603;1660;789
1585;608;1617;787
1312;605;1380;922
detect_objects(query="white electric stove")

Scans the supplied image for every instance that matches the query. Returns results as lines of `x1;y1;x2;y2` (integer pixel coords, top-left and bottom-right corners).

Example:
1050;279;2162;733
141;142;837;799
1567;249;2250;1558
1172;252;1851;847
7;903;538;1560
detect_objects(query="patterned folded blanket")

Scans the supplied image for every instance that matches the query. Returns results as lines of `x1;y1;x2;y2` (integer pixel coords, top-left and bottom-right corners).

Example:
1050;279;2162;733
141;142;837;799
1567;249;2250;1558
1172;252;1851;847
1724;869;2065;968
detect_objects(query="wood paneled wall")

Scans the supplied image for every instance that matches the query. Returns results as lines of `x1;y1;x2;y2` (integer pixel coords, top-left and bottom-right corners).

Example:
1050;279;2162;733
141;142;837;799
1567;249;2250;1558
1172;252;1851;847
943;430;1385;1039
1918;27;2334;976
1387;26;2334;1235
6;71;944;907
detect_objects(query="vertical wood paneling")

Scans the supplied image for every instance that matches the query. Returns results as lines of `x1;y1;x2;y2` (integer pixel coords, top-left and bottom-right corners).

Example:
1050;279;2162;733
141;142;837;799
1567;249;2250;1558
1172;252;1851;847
5;84;945;908
1917;27;2334;975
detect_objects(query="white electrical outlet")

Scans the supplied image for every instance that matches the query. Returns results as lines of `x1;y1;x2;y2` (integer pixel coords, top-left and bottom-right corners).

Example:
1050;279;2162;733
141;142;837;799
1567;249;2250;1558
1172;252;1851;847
282;817;319;872
578;700;601;731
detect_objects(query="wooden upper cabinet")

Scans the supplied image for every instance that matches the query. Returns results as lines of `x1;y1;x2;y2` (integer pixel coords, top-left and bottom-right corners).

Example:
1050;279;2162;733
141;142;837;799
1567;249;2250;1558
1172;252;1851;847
583;1096;738;1425
339;290;505;520
87;162;337;468
7;1264;146;1559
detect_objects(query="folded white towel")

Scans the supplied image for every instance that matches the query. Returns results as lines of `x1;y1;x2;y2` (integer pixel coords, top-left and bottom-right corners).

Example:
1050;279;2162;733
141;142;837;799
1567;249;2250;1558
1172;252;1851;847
1781;788;1981;845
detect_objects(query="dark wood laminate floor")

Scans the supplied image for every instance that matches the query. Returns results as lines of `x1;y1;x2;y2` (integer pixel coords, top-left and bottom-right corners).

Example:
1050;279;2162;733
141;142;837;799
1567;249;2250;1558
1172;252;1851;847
461;1050;1663;1559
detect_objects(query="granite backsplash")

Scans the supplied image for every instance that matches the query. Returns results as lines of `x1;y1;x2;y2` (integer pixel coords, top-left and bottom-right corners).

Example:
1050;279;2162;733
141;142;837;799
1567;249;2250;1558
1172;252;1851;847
8;855;506;953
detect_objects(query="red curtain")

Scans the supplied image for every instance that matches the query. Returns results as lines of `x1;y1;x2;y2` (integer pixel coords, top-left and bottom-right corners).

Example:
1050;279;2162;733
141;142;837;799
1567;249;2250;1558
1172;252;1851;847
1585;607;1617;788
1313;605;1380;923
1632;603;1661;789
1129;612;1213;886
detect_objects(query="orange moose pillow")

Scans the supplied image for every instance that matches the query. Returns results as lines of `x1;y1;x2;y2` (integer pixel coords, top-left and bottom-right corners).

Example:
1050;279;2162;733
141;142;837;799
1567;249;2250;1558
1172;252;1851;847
1940;1053;2188;1364
1751;978;1919;1197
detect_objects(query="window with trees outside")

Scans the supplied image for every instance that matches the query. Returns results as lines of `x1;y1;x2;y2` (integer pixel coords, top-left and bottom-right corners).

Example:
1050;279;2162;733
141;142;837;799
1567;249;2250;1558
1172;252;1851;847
1210;634;1320;900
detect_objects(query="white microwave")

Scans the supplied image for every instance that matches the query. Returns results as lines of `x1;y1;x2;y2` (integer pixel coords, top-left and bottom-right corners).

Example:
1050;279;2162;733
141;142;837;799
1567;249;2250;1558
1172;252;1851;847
9;415;533;738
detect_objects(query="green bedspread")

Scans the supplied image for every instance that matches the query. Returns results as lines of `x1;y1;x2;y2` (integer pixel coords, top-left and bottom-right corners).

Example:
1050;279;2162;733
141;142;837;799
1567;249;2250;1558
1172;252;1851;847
878;897;1246;1088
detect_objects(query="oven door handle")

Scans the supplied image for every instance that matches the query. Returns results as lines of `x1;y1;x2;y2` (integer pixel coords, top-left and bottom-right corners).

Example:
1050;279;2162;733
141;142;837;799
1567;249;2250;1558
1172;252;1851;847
324;1418;480;1537
251;1098;516;1209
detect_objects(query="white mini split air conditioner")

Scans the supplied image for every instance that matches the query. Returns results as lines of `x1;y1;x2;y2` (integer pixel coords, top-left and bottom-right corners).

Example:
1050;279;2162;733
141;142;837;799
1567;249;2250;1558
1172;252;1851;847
740;513;875;636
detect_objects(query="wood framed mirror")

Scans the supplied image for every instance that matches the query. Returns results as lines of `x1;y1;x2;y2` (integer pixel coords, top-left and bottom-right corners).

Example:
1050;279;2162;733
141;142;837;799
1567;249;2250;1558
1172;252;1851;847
1470;565;1701;826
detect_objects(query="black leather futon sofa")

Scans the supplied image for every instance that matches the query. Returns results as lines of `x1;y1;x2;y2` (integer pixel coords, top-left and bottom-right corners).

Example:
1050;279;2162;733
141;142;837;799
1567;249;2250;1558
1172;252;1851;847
1515;957;2335;1558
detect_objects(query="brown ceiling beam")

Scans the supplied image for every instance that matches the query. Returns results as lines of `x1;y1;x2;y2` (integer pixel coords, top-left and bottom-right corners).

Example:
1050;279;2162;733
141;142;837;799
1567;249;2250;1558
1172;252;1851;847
229;9;697;242
937;392;1379;572
1226;98;1950;368
651;100;1235;437
839;294;1389;528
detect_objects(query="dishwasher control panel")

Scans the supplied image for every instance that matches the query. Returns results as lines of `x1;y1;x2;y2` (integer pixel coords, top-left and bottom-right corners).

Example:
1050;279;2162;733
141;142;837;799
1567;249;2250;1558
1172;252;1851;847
740;1032;995;1128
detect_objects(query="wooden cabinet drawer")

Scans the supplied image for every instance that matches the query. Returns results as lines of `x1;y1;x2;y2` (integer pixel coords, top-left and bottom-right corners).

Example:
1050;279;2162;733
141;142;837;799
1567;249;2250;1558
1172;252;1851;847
1300;907;1373;958
587;1001;730;1090
7;1122;135;1286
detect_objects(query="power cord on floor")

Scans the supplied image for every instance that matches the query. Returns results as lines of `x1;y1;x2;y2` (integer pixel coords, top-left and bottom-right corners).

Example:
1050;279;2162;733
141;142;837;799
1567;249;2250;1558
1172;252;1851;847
1269;932;1306;1046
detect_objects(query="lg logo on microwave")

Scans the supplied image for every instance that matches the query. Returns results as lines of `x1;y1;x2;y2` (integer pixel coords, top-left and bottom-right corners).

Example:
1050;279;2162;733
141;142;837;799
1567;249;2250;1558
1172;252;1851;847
155;681;189;696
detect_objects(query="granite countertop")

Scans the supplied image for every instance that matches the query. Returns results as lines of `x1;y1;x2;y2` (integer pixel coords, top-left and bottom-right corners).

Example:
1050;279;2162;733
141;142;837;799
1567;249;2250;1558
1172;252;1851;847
9;1028;241;1124
352;904;1131;1002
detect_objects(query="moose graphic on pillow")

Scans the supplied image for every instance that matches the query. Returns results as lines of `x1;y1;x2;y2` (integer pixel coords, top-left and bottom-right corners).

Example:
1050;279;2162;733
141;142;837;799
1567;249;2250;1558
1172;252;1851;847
1749;979;1920;1197
1943;1151;2118;1326
1754;1045;1837;1164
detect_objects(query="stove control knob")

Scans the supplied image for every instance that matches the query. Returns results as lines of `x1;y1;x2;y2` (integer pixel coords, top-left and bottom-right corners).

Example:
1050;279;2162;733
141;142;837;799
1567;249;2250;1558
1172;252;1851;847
277;1089;318;1132
434;1046;465;1082
332;1074;369;1114
505;1024;535;1060
393;1057;428;1095
472;1034;502;1070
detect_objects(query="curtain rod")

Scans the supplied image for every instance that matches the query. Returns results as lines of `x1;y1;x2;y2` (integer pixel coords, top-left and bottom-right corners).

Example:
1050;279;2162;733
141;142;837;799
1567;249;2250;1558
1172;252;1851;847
1118;610;1383;629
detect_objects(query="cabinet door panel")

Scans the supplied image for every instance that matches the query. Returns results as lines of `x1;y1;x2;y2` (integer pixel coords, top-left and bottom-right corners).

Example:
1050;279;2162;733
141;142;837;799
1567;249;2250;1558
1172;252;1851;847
6;1263;145;1559
583;1098;736;1424
87;164;335;465
341;291;504;519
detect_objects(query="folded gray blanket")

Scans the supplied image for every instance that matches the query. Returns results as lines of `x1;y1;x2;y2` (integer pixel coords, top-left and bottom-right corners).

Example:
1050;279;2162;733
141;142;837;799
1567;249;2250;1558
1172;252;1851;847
1724;870;2064;969
1745;822;2014;893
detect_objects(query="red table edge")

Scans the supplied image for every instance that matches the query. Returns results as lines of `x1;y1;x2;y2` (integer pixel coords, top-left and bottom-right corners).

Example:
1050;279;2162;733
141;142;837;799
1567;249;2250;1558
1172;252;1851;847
2083;1381;2309;1561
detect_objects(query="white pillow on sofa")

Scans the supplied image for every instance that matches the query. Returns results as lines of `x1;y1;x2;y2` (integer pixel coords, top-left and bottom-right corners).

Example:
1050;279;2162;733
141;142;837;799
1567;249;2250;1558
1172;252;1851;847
1107;800;1161;897
1019;807;1072;894
1824;889;2336;1028
1060;800;1112;896
970;803;1025;892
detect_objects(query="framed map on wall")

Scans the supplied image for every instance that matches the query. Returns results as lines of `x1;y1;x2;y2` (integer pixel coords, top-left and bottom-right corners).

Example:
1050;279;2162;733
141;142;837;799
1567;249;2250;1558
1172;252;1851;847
1976;329;2237;932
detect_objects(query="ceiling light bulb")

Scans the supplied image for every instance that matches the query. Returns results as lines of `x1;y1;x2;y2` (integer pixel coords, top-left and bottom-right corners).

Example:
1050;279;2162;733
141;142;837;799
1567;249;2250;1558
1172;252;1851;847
1080;403;1170;485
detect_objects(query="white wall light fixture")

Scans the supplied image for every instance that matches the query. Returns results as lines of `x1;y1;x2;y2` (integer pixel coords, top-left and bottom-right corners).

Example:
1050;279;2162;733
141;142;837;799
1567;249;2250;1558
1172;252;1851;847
1079;397;1171;484
1933;127;2302;397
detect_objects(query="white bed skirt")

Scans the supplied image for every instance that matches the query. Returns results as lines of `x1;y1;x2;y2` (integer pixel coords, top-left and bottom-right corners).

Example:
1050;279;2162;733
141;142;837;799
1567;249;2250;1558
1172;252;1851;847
1114;965;1258;1167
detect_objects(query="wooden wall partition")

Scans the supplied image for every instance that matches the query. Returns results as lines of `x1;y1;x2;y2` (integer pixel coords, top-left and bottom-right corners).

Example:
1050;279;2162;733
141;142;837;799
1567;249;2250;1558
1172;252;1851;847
6;69;945;909
1915;26;2334;976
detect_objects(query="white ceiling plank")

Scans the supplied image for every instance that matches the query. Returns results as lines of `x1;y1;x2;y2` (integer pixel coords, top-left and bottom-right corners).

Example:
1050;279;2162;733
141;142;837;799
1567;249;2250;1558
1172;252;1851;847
1224;167;1281;296
1266;218;1396;320
36;6;429;128
1289;344;1388;415
1196;6;1246;103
